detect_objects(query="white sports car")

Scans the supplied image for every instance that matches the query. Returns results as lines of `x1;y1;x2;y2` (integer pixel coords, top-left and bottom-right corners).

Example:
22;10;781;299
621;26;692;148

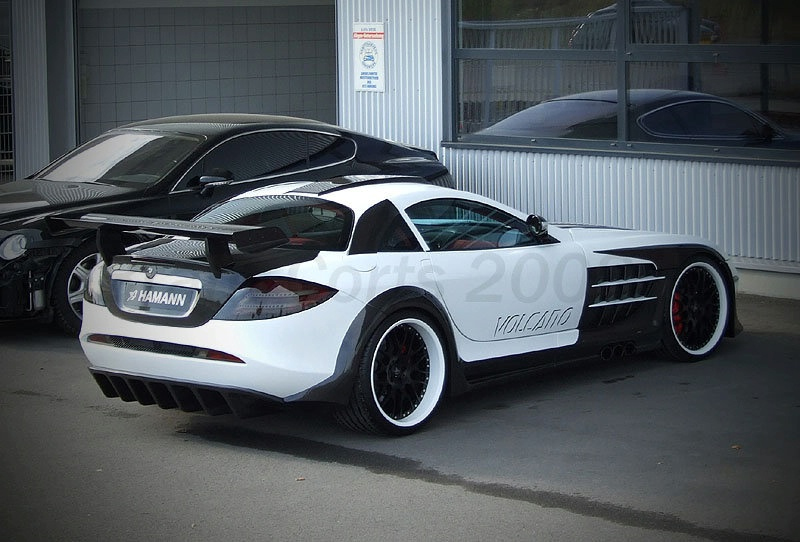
69;176;741;435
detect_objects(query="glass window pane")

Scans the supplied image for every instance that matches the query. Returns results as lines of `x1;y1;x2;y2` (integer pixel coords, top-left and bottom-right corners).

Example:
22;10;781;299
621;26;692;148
406;198;536;251
457;59;616;135
458;0;614;50
453;1;800;150
631;62;800;137
479;98;618;139
628;1;719;45
629;1;800;45
640;101;764;139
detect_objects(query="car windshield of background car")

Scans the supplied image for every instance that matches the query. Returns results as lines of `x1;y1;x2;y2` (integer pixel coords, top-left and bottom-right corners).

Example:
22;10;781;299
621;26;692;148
38;132;201;187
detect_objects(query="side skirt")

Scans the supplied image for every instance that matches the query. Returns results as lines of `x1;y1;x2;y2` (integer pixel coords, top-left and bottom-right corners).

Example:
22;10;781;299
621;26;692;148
458;328;663;392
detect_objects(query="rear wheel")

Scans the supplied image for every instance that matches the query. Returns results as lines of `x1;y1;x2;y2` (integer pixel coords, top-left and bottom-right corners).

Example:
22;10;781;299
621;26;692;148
335;312;447;436
662;257;729;362
52;241;100;336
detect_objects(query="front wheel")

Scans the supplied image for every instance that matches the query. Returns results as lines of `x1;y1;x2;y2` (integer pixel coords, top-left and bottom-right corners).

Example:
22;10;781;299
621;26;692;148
52;241;101;336
335;312;447;436
662;257;730;362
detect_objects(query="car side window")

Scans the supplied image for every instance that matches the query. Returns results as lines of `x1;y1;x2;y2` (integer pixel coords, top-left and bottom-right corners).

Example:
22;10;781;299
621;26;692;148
306;133;357;169
379;215;422;252
176;131;356;189
405;198;537;251
349;199;422;254
640;101;764;139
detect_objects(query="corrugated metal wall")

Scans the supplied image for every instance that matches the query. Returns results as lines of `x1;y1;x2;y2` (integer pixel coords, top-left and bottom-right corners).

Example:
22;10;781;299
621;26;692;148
0;0;12;182
336;0;799;280
443;147;800;270
11;0;50;178
336;0;443;155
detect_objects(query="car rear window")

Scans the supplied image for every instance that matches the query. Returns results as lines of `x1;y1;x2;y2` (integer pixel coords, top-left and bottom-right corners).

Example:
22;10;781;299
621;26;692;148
195;195;354;251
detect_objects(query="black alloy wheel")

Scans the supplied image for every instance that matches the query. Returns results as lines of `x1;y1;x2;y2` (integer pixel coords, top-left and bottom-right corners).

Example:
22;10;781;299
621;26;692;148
335;311;447;435
662;257;729;362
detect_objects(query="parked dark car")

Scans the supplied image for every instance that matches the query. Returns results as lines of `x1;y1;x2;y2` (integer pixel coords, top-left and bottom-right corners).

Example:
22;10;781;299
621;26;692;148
468;89;799;148
0;114;452;334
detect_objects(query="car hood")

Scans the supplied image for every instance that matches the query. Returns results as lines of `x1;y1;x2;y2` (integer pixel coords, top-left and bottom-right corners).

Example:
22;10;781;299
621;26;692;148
0;178;136;221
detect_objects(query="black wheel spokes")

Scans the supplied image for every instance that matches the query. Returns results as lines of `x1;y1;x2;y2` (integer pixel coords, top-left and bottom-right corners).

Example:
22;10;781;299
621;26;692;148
674;267;721;351
373;324;431;420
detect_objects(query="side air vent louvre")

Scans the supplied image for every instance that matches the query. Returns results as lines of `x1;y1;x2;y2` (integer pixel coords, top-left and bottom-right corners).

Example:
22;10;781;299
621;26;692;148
582;263;664;328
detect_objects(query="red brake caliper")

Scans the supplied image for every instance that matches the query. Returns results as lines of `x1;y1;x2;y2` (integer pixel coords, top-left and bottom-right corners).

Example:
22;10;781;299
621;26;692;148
672;292;683;335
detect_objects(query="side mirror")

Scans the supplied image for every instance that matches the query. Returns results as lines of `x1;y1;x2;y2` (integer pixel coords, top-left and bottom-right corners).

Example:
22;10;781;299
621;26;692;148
198;169;233;197
526;214;548;237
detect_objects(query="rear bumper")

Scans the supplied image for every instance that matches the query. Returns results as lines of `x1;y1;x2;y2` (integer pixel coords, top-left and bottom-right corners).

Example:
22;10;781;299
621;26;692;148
90;368;283;417
80;295;364;401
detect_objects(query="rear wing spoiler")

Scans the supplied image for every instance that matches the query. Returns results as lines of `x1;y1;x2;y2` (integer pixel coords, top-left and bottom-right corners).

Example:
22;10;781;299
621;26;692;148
60;213;287;277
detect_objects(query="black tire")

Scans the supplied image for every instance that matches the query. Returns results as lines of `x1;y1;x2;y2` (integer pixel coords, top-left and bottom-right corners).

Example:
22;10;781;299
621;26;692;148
662;256;730;362
335;311;447;436
52;241;101;336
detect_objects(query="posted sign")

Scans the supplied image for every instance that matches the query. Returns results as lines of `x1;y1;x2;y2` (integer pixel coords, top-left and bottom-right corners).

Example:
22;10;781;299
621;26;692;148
353;22;385;92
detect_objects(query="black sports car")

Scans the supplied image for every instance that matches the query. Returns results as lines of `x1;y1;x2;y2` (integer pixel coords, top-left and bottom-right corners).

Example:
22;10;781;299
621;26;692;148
0;114;452;334
469;89;799;149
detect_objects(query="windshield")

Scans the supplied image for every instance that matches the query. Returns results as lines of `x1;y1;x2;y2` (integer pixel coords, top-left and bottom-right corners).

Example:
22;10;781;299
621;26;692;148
37;131;201;187
195;194;354;251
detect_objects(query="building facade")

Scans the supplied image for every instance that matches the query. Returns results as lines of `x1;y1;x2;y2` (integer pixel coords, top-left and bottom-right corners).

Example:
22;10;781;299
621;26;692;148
6;0;800;297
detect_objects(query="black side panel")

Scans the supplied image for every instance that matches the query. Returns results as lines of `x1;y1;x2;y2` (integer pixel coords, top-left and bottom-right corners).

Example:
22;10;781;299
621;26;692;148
461;349;555;386
577;261;667;352
596;244;740;337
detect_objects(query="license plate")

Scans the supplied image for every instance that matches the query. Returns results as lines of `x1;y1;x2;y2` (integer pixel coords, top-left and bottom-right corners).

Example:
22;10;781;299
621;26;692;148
117;281;198;317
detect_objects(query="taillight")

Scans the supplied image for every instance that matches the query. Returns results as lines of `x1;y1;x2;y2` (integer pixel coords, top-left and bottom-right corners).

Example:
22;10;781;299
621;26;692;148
213;277;337;321
84;262;106;306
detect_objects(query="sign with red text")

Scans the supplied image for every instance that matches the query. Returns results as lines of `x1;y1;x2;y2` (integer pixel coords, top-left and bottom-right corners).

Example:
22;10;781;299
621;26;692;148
353;22;385;92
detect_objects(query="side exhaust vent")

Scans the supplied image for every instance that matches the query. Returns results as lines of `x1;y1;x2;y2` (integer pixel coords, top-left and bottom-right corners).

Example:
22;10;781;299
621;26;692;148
600;342;637;361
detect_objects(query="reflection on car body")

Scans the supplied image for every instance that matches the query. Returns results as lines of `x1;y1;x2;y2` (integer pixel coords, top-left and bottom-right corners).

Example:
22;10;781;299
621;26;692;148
71;175;741;436
467;89;799;149
0;114;452;334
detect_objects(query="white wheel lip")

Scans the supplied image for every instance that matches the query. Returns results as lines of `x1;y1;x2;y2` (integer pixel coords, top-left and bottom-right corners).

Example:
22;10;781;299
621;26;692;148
370;317;446;428
669;261;729;357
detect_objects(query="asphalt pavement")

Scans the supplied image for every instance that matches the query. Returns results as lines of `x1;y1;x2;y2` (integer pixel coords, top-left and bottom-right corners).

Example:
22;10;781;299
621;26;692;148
0;294;798;541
